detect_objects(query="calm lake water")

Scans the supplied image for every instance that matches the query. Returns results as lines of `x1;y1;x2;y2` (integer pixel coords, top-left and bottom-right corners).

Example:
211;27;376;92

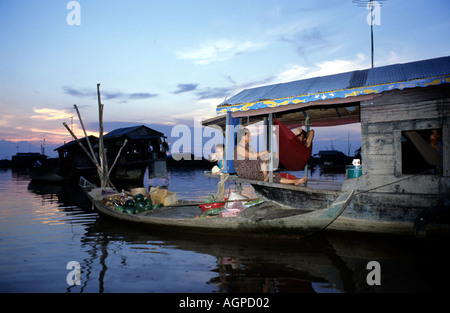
0;166;448;294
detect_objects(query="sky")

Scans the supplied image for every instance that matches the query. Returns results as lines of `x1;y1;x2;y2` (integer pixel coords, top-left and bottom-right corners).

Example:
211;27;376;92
1;0;449;159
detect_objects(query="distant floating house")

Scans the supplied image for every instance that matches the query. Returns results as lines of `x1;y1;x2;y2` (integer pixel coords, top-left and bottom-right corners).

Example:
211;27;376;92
11;152;47;168
102;125;168;180
30;125;167;183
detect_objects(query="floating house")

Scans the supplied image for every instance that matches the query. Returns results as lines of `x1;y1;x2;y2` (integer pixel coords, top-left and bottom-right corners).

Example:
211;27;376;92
30;125;167;182
203;56;450;237
102;125;168;179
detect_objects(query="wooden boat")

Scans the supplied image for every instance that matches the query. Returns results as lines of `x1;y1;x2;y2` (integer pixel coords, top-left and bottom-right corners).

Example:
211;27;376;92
202;56;450;238
80;177;355;237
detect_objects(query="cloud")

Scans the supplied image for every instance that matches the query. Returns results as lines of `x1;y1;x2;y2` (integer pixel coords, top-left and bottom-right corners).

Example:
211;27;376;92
275;25;334;62
128;92;157;100
196;87;234;101
301;53;368;79
194;76;276;103
62;86;158;102
269;54;369;84
192;54;370;109
0;115;15;126
177;39;266;65
276;65;310;83
30;107;74;120
62;86;90;98
173;83;198;94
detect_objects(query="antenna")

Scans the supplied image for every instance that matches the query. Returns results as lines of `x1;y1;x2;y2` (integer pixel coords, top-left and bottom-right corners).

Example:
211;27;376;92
352;0;387;68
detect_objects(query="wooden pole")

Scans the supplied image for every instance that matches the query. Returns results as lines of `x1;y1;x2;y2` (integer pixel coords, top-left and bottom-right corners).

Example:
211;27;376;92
107;139;128;177
63;84;130;190
268;113;273;183
97;83;109;188
304;114;310;180
63;122;103;174
370;0;374;68
73;104;97;167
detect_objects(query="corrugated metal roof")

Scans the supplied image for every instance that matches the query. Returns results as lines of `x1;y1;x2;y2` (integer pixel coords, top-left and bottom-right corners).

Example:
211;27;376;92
219;56;450;109
103;125;164;139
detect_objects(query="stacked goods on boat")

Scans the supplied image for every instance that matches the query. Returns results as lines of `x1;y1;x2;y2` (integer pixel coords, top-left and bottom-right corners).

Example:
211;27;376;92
102;187;178;214
198;192;263;218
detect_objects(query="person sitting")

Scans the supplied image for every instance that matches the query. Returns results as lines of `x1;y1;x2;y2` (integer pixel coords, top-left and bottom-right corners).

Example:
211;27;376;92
210;144;225;175
234;128;307;185
429;129;441;153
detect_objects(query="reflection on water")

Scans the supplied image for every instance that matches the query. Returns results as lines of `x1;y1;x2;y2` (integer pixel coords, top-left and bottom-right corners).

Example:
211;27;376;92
0;168;448;293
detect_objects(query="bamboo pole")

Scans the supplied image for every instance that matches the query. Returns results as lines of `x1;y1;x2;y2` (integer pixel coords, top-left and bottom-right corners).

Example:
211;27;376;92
63;122;103;174
304;114;310;181
97;83;109;188
73;103;111;187
107;138;128;177
63;84;130;190
73;104;97;164
268;113;273;183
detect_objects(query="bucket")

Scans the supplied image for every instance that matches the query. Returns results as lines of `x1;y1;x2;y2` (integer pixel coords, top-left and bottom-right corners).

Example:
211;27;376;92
346;165;362;179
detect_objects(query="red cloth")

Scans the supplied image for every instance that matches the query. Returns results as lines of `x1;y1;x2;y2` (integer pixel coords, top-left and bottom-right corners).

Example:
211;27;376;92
274;118;312;171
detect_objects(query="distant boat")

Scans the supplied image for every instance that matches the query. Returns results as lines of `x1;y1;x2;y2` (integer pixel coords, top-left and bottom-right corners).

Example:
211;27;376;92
11;152;47;168
166;153;212;168
29;125;168;183
0;159;11;168
314;150;352;171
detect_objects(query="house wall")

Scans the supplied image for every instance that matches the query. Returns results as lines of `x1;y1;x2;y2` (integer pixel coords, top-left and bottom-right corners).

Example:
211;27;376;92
342;84;450;222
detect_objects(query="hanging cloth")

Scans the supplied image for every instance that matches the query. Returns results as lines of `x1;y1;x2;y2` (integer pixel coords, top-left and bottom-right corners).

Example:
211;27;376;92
403;131;440;167
273;118;312;171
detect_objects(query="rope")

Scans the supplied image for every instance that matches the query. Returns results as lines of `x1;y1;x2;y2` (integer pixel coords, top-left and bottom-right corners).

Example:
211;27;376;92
215;173;230;201
354;168;438;195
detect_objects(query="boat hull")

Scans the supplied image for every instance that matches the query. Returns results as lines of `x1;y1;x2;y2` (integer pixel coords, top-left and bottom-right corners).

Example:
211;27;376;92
250;182;449;237
82;178;354;238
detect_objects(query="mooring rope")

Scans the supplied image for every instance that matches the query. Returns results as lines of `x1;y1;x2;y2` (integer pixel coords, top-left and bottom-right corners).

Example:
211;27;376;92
215;173;230;201
354;168;438;195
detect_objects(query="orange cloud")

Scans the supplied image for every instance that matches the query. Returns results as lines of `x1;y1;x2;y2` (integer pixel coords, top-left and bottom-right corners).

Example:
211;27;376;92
30;107;74;120
28;126;98;145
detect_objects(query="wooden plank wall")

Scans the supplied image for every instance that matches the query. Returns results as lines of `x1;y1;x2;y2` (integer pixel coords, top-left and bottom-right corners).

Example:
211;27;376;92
342;84;449;219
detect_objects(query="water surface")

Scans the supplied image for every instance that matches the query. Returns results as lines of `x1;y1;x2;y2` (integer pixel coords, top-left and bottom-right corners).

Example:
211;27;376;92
0;167;447;293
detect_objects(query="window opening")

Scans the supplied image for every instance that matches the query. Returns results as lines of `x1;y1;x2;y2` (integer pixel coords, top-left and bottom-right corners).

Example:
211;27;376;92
401;129;442;175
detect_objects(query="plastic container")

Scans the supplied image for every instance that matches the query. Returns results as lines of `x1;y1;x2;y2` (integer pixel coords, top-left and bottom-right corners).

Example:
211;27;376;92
346;165;362;179
199;202;225;213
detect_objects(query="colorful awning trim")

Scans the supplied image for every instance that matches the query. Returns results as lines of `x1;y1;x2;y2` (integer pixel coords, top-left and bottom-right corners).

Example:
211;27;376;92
217;75;450;114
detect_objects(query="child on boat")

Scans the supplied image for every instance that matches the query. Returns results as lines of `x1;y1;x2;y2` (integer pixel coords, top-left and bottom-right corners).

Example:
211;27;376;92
210;143;225;175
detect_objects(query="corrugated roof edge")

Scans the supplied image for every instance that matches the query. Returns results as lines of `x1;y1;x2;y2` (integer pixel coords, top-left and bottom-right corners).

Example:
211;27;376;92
218;55;450;108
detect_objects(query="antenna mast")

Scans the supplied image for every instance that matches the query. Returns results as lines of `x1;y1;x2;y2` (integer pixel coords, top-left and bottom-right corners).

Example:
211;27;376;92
353;0;387;68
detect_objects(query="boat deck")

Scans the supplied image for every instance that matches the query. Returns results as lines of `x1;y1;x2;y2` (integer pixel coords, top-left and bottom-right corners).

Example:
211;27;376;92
204;171;344;195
